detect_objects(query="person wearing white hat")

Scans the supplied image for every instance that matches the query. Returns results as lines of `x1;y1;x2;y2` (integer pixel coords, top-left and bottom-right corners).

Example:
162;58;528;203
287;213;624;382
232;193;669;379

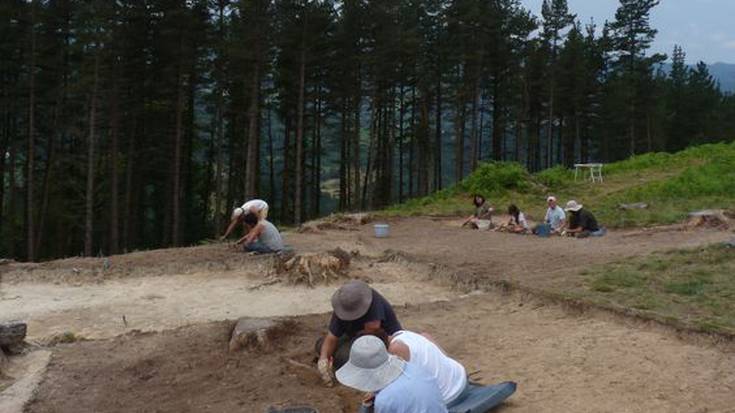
220;199;269;241
544;196;566;234
336;335;448;413
564;200;604;237
361;330;467;406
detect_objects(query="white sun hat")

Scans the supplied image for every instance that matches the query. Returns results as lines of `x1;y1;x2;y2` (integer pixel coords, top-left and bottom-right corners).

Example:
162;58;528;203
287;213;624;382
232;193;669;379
336;335;406;393
565;200;583;212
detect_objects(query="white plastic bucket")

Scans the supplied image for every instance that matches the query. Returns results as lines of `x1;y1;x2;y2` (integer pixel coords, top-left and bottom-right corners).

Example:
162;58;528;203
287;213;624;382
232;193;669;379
373;223;390;238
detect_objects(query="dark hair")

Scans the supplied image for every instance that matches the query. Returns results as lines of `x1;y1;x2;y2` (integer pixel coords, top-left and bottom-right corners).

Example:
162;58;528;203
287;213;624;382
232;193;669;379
473;194;486;207
243;212;259;226
355;329;390;348
508;204;520;224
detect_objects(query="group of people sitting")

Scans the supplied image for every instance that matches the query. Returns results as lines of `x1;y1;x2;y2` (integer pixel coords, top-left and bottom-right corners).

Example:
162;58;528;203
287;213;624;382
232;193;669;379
316;280;492;413
464;194;606;238
220;199;285;253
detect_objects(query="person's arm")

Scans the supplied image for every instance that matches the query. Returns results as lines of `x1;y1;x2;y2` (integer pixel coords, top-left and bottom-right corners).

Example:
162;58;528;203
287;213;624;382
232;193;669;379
318;332;339;385
387;340;411;361
236;223;262;246
319;332;339;360
220;218;239;240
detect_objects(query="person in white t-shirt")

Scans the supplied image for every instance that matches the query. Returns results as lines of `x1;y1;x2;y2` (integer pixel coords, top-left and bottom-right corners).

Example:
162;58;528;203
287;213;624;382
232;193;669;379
543;196;566;234
363;330;468;407
220;199;269;240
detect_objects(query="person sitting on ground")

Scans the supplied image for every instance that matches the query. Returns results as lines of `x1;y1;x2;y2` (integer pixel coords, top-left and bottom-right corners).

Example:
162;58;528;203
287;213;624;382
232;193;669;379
336;335;448;413
220;198;269;240
234;212;284;253
316;280;403;387
505;204;530;234
462;194;494;230
543;196;566;234
564;200;605;238
361;330;468;408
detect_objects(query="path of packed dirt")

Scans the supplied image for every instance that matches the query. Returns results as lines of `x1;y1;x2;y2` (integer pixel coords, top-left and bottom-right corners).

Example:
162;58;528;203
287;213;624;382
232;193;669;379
24;292;735;413
2;217;734;412
289;217;734;291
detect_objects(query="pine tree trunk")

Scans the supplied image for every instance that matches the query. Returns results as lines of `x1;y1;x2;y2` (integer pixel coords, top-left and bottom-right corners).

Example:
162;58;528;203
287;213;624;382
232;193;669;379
469;77;480;172
398;85;405;202
281;117;291;222
123;115;138;252
172;64;185;247
294;46;306;224
313;85;322;217
454;86;465;182
339;105;347;210
434;76;442;191
352;71;361;210
245;15;262;201
492;78;503;161
84;50;100;257
109;78;120;254
26;3;37;261
35;91;61;257
408;85;416;197
267;105;275;205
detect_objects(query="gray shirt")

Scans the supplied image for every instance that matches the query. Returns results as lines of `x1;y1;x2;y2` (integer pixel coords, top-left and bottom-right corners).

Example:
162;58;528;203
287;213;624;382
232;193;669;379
258;221;284;251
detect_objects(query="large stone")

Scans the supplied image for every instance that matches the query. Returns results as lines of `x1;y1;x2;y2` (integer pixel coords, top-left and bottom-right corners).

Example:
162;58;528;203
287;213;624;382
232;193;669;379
0;322;26;351
229;318;284;353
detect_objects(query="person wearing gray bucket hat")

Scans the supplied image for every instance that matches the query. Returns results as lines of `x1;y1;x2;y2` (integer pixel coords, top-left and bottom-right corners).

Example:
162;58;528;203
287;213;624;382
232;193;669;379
316;281;403;386
336;335;448;413
564;200;605;238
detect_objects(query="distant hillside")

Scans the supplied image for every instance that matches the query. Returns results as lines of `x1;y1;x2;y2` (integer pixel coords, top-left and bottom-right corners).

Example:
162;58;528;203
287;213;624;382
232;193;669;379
709;63;735;93
660;62;735;93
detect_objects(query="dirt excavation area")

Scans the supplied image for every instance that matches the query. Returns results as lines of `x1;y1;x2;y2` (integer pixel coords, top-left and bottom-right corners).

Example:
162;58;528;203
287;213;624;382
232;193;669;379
2;217;735;412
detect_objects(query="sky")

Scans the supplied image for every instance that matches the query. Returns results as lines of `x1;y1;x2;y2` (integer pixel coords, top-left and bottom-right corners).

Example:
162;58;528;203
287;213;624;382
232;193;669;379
519;0;735;64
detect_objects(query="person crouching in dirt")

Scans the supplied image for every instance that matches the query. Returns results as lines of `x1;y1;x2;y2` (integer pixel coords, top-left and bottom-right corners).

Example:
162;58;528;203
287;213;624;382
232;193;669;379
462;194;494;230
357;329;467;410
220;199;269;241
336;335;448;413
563;200;606;238
234;212;284;253
316;280;403;387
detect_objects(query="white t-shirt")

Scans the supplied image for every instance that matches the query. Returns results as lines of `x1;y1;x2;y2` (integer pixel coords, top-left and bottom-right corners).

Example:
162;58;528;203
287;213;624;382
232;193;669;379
242;199;268;212
391;331;467;404
544;206;566;229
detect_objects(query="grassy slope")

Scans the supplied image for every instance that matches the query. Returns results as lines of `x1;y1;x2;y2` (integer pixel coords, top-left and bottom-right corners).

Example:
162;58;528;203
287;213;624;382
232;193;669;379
385;142;735;335
577;244;735;334
385;141;735;228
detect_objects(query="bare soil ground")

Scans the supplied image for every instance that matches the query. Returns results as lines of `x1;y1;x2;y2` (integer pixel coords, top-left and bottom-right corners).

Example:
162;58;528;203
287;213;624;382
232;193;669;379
2;217;734;412
23;293;735;413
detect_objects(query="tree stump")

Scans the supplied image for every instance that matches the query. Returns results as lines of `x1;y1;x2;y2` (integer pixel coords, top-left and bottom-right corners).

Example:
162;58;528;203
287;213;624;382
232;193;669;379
0;321;27;353
229;318;288;353
686;210;730;230
273;248;351;287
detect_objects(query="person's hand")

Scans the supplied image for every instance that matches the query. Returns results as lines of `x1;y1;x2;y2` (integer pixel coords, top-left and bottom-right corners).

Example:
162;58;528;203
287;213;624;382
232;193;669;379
317;358;334;386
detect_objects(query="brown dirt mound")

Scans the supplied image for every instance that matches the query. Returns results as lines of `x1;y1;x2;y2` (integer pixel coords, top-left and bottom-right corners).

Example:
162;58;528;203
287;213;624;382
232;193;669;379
25;317;360;413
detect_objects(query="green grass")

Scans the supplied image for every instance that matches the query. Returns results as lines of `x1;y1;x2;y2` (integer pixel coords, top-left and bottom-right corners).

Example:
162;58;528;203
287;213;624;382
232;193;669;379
385;141;735;227
579;244;735;334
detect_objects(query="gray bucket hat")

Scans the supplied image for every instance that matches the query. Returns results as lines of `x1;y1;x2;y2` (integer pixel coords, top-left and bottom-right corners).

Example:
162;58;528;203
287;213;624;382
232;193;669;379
331;280;373;321
336;335;406;392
